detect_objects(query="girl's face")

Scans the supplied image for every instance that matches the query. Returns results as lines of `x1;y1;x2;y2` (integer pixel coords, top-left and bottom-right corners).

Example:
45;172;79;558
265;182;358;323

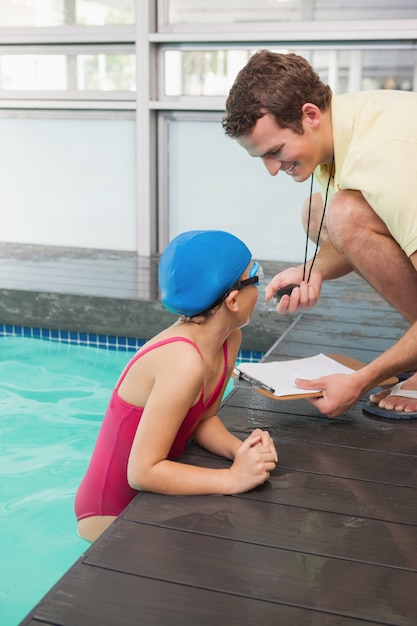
235;261;261;328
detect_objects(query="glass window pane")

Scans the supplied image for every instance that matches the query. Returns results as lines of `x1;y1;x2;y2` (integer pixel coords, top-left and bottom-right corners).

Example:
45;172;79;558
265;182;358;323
165;0;417;25
0;53;136;92
164;47;417;97
166;116;311;263
76;0;135;25
0;0;135;27
77;54;136;90
361;49;417;92
164;49;251;96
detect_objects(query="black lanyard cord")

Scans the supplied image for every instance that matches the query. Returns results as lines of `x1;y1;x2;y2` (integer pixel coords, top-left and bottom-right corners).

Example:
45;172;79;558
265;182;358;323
304;156;334;283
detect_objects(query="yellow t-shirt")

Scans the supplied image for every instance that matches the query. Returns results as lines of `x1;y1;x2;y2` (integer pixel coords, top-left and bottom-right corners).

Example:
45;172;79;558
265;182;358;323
315;90;417;257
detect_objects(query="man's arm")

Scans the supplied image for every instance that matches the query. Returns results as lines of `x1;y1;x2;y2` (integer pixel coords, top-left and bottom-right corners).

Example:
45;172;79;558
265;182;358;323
296;322;417;417
304;238;354;281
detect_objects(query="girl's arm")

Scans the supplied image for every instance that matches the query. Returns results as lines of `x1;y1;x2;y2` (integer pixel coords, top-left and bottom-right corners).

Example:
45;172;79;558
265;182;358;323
193;328;277;462
193;414;242;460
192;329;242;460
127;343;276;496
129;424;276;496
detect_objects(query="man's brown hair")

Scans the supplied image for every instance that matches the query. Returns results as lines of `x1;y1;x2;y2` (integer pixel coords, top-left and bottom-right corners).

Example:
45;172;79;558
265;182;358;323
222;50;332;137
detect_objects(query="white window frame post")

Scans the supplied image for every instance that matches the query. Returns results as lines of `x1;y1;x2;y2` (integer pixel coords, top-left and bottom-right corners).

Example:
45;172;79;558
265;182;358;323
136;0;158;256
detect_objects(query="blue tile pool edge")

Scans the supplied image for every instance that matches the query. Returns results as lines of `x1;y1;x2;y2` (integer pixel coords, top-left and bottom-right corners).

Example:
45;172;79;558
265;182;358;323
0;323;145;352
0;324;264;362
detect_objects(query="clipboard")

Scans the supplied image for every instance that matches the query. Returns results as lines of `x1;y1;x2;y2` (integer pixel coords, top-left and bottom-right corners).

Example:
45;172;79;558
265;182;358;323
234;353;398;401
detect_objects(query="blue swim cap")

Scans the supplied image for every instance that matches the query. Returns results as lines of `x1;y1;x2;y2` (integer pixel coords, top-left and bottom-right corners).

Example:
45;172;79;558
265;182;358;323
159;230;252;316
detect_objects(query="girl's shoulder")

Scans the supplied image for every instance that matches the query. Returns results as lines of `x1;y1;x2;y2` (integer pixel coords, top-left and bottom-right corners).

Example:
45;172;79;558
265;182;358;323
139;334;203;359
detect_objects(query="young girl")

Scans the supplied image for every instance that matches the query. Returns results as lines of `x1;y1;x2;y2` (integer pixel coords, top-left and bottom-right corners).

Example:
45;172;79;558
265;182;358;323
74;230;278;542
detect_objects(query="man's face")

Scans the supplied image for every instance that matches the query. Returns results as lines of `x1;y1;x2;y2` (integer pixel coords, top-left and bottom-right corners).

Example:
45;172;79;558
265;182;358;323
236;111;323;183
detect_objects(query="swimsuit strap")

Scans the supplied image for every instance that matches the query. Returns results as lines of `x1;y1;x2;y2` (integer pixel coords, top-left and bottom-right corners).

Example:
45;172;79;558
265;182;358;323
115;336;203;391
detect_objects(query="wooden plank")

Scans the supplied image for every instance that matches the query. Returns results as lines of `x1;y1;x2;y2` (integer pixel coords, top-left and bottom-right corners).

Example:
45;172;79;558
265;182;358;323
124;492;417;570
266;336;403;356
242;438;416;487
267;327;406;351
25;565;374;626
178;452;417;525
83;520;417;625
300;316;408;334
299;312;407;330
310;298;401;315
224;387;417;430
266;340;396;363
315;297;394;312
291;316;408;340
244;470;417;527
278;299;407;329
217;403;417;454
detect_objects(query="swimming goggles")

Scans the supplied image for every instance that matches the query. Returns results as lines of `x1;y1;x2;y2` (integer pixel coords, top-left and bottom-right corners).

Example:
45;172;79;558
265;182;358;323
229;260;264;292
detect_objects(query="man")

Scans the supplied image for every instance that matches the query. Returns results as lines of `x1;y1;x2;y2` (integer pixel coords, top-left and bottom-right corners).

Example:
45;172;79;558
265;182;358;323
222;49;417;418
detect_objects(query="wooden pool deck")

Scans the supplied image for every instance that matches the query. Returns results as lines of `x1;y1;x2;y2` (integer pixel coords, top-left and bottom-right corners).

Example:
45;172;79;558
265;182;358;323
17;269;417;626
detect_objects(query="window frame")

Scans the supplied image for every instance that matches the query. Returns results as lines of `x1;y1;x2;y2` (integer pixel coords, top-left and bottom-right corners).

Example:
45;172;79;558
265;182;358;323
0;1;416;257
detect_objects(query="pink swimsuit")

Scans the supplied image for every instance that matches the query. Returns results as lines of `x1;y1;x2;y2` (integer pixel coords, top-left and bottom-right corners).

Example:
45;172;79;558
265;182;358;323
74;337;228;521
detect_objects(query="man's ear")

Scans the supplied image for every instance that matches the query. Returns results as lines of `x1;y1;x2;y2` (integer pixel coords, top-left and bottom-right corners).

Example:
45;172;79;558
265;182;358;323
301;103;321;130
223;290;240;313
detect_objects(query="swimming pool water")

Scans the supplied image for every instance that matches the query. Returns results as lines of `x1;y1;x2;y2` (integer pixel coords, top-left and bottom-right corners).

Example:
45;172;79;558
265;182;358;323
0;336;132;626
0;335;244;625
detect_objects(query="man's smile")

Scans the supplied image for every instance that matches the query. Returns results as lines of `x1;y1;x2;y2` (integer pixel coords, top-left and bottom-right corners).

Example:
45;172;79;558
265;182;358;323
282;161;297;175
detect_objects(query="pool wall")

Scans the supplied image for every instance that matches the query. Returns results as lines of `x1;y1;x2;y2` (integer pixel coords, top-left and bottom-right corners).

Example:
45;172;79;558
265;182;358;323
0;288;290;353
0;324;264;362
0;246;294;354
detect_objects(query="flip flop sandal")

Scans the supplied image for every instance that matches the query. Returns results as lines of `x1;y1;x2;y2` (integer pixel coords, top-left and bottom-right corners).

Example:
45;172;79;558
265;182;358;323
397;371;415;381
363;381;417;420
